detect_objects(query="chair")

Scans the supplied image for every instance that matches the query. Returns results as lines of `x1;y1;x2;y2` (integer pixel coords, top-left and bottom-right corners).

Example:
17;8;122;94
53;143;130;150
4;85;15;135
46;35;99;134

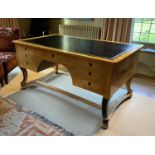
0;63;4;87
0;27;19;84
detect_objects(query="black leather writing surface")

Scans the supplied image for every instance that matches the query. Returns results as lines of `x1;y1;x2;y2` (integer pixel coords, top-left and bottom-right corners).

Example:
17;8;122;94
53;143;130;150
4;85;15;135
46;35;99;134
25;35;140;59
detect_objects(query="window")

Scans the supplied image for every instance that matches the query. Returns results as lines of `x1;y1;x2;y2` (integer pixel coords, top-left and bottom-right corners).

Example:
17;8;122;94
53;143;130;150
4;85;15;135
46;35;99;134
132;18;155;43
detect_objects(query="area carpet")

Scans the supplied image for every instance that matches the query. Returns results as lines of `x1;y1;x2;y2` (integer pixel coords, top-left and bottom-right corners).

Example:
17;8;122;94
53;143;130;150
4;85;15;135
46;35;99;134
0;97;73;136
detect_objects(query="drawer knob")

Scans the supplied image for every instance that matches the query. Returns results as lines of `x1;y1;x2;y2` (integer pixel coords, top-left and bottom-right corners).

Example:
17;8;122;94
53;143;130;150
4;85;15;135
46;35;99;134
88;82;91;86
89;63;93;67
88;72;92;76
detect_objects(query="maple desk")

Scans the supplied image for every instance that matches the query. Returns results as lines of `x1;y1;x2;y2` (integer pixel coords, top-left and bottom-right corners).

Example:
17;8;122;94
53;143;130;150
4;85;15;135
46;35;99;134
14;35;143;129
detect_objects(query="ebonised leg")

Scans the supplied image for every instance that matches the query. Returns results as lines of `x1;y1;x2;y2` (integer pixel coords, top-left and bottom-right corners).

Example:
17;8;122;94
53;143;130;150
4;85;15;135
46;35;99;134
101;78;133;129
4;73;8;84
0;78;5;87
126;78;133;96
20;67;28;87
101;98;109;129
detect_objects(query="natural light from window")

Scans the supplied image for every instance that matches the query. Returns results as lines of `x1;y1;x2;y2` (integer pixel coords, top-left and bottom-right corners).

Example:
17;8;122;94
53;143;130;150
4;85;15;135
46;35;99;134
132;18;155;43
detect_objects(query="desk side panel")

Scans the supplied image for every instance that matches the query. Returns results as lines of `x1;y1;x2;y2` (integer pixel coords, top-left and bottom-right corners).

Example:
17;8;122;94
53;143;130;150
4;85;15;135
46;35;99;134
16;44;40;71
110;51;140;96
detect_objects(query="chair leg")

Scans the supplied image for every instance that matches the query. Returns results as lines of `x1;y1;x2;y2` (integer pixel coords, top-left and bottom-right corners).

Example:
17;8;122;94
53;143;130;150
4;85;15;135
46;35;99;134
0;78;5;87
4;73;8;84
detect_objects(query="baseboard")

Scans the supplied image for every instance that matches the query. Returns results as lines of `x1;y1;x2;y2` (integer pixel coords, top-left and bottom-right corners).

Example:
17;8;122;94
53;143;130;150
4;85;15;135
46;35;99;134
135;73;155;81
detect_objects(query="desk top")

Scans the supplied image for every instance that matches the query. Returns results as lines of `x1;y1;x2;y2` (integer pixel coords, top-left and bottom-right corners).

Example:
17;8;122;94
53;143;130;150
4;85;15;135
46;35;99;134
24;35;141;60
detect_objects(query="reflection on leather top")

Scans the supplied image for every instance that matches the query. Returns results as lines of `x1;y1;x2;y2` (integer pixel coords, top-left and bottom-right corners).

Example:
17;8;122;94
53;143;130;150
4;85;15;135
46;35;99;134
25;35;140;59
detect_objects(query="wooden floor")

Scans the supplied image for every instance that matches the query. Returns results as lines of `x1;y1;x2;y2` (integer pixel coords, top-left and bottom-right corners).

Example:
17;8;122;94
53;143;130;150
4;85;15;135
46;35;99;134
132;74;155;99
0;68;55;98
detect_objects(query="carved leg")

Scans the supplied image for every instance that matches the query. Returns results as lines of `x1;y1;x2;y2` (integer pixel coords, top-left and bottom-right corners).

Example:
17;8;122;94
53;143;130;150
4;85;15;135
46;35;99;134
55;64;59;74
126;78;133;96
101;78;133;129
101;98;109;129
0;78;5;87
4;73;8;84
20;67;28;88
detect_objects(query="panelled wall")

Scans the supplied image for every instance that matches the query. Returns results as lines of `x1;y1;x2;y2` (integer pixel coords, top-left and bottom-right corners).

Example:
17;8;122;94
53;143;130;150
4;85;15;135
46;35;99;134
18;18;31;38
18;18;103;38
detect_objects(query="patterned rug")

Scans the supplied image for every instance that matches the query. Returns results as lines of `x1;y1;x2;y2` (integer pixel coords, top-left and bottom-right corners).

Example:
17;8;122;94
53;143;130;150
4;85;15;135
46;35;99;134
0;97;73;136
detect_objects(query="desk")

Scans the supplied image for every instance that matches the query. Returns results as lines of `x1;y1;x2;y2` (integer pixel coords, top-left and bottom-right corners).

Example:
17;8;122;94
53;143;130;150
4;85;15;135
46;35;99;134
14;34;143;129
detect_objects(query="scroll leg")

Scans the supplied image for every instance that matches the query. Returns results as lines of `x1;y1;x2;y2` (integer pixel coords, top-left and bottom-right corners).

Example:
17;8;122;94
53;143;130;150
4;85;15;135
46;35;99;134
101;98;109;129
126;78;133;97
4;73;8;84
20;67;28;88
0;78;5;87
55;64;59;74
101;78;133;129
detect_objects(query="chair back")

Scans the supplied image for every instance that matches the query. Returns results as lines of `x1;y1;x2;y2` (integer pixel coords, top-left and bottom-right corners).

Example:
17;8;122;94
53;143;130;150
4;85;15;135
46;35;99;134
0;27;19;52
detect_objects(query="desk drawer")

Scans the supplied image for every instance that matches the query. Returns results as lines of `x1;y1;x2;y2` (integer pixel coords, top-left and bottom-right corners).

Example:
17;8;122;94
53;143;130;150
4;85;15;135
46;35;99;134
70;69;109;84
16;45;37;70
73;58;112;72
16;45;56;71
73;77;109;96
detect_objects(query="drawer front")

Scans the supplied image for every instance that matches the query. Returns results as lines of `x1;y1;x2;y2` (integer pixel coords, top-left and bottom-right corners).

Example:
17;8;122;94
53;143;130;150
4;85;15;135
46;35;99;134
70;68;109;84
72;77;110;96
16;45;56;71
16;45;39;71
